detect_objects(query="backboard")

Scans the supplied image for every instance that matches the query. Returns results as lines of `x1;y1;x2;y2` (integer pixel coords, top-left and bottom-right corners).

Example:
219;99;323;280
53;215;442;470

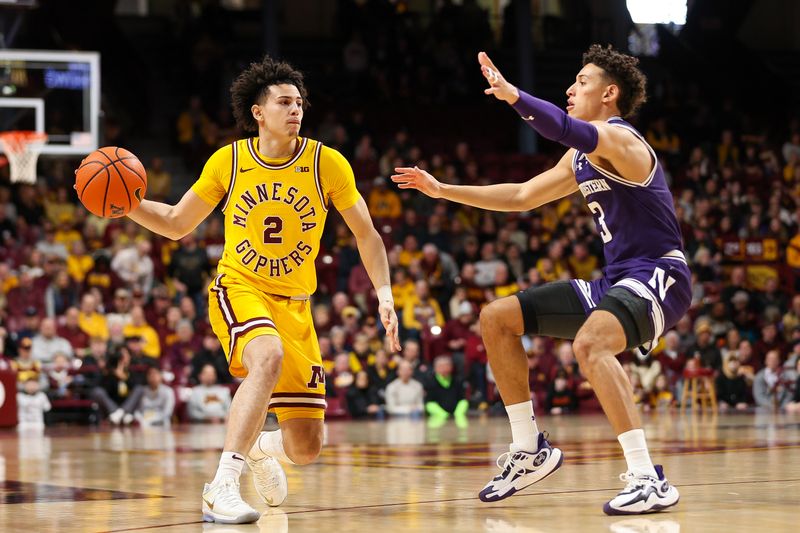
0;49;100;156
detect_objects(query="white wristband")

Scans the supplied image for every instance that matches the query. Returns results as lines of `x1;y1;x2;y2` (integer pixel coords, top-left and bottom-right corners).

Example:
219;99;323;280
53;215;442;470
377;284;393;305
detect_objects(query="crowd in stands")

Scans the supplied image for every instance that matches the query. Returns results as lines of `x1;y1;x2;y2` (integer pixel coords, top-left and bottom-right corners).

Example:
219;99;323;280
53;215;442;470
3;94;800;426
2;3;800;427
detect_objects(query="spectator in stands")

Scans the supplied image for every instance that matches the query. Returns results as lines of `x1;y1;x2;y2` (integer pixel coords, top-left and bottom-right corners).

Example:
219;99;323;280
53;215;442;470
17;378;51;430
443;300;474;364
385;361;424;417
689;322;722;371
785;357;800;414
165;319;202;384
402;279;445;339
11;337;46;390
107;288;133;330
754;323;785;363
36;225;68;261
190;332;231;385
348;333;375;373
58;307;89;353
649;374;674;411
424;355;468;422
145;157;172;202
91;350;133;424
125;366;175;426
6;271;45;322
657;331;687;388
330;352;355;394
44;270;79;318
168;232;211;303
123;306;161;359
367;349;395;404
547;369;578;415
368;176;402;220
721;267;749;312
346;371;381;419
46;352;73;399
782;295;800;340
111;241;154;295
401;339;429;382
188;364;231;423
753;350;791;410
716;354;750;411
391;267;416;312
31;317;73;364
567;242;597;280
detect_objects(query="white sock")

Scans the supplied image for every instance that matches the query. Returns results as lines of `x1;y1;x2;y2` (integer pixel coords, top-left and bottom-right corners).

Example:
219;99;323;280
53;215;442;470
617;429;657;477
212;451;246;484
249;430;295;464
505;401;539;452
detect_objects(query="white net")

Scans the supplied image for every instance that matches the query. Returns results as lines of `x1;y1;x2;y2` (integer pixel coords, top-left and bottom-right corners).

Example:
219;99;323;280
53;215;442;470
0;131;48;184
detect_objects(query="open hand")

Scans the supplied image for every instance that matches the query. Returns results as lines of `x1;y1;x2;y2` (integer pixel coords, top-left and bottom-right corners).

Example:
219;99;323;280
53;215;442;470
391;166;442;198
478;51;519;104
379;300;401;352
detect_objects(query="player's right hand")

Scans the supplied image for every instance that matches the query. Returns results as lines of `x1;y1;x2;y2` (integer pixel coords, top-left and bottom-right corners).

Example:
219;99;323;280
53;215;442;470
391;166;442;198
478;51;520;104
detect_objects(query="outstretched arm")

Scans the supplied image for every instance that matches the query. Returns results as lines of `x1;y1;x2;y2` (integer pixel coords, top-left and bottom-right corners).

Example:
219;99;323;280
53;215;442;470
479;52;652;183
392;149;578;212
339;197;401;352
127;189;214;241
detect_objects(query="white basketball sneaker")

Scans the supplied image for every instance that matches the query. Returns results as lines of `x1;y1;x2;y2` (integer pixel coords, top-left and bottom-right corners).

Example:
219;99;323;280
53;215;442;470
603;465;680;515
479;432;564;502
202;478;261;524
247;455;288;506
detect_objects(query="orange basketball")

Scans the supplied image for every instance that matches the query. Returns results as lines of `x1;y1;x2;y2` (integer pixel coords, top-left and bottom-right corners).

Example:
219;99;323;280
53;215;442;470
75;146;147;218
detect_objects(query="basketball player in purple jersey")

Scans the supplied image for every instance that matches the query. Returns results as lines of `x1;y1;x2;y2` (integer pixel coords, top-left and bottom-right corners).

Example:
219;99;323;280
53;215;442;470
392;45;688;515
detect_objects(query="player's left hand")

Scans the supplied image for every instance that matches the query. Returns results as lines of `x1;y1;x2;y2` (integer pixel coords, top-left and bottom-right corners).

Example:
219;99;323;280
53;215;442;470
379;300;401;352
478;51;520;104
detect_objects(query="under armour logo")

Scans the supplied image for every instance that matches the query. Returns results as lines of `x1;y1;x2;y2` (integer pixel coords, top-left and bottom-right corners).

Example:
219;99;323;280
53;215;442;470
577;161;584;170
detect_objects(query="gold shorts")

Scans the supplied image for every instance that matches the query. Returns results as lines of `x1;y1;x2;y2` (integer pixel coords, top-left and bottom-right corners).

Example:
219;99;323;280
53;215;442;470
207;274;327;422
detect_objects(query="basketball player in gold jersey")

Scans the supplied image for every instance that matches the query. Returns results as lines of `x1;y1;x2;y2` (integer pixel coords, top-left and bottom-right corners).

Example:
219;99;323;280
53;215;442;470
126;56;400;524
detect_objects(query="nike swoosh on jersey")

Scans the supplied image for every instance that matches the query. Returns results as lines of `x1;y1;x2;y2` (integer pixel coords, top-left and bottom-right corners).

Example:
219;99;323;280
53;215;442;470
240;167;255;173
523;115;535;121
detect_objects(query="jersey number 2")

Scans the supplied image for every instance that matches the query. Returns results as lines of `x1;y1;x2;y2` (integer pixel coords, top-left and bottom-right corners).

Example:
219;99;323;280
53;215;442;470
588;201;613;243
263;216;283;244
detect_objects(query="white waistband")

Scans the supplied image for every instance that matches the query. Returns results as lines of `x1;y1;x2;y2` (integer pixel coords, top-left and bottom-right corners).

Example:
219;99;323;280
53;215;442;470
661;250;686;264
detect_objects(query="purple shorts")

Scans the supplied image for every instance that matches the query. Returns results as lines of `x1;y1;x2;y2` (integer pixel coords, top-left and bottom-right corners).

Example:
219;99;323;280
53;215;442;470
569;251;692;352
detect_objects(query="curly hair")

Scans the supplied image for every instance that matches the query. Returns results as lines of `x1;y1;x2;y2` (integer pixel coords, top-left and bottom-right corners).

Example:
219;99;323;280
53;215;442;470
582;44;647;118
230;55;309;132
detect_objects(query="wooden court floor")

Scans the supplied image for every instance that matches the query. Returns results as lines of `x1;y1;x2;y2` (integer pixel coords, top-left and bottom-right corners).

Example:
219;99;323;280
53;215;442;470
1;413;798;532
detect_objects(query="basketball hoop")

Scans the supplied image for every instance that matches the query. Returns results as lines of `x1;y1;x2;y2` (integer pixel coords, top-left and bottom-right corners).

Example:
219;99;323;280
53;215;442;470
0;131;48;184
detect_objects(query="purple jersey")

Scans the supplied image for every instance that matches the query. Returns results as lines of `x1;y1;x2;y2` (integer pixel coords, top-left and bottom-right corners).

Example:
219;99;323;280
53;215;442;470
569;117;691;352
573;117;684;280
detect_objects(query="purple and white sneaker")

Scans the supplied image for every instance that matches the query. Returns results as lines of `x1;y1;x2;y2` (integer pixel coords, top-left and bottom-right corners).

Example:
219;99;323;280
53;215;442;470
603;465;680;515
479;432;563;502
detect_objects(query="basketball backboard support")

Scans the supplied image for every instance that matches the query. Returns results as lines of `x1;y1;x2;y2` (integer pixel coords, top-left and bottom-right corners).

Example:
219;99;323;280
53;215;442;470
0;49;99;156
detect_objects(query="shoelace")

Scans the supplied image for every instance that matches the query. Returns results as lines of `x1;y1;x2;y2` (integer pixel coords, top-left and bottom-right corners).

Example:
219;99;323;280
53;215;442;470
252;458;281;492
215;479;250;508
495;451;527;479
618;471;652;492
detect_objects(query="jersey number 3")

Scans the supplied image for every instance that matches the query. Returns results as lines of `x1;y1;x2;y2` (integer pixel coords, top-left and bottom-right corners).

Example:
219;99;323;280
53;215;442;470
588;201;613;243
263;216;283;244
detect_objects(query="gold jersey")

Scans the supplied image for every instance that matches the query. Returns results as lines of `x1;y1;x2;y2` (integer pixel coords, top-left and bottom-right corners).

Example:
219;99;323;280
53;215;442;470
191;137;361;296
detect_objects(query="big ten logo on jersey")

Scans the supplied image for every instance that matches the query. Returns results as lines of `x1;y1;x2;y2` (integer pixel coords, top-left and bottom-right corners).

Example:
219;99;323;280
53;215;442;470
295;165;309;173
307;365;325;389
